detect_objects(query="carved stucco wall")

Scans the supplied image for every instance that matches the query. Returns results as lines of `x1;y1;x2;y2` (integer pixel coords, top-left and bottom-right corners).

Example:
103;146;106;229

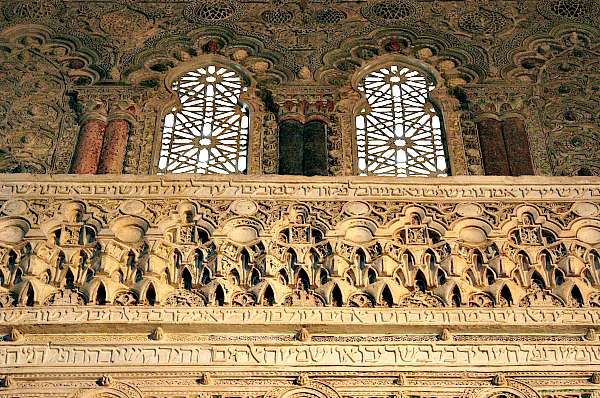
0;0;598;176
1;0;600;396
0;175;599;396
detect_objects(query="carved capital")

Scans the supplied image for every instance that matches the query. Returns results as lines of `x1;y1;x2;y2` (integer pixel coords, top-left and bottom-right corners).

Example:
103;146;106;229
79;97;108;124
108;100;138;125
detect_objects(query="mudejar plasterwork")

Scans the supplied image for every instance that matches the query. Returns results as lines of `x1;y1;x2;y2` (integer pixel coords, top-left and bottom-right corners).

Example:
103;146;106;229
1;0;600;396
0;175;598;396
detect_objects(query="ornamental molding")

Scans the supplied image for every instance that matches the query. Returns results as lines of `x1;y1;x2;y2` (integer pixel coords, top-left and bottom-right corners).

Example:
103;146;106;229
1;175;600;200
2;341;600;368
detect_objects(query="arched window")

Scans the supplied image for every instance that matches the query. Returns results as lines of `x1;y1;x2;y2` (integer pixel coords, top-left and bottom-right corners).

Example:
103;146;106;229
158;64;250;174
356;64;448;176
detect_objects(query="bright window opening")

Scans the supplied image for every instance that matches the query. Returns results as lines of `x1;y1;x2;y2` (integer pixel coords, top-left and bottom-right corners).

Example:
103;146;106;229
356;65;448;176
158;65;249;174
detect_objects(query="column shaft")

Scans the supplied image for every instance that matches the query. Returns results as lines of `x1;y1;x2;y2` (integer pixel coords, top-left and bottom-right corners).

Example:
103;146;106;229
70;119;108;174
477;118;510;176
502;117;534;176
97;119;130;174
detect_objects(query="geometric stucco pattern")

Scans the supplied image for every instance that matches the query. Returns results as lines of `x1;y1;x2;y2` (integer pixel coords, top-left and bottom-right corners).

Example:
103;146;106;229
1;0;600;396
1;175;600;396
3;176;600;309
0;0;599;176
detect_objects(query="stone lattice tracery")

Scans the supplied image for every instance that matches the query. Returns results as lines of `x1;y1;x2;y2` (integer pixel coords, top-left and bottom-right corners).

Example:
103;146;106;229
356;64;447;176
158;64;250;174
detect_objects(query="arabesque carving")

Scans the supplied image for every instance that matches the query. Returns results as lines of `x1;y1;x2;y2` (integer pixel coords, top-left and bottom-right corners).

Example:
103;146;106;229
1;175;600;309
0;1;597;175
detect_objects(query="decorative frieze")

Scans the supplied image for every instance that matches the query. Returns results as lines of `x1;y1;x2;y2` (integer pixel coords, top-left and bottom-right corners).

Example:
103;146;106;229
1;175;600;311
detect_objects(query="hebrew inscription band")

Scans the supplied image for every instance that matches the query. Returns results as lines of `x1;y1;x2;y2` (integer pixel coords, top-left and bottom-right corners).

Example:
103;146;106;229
1;307;600;328
2;342;600;368
1;175;599;200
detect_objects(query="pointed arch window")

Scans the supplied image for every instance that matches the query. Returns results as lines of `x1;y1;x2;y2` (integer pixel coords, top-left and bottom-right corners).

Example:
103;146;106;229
356;64;448;176
158;64;250;174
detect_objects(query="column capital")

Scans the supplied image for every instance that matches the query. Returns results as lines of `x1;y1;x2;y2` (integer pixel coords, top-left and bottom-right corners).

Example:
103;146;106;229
73;86;150;125
79;97;108;124
108;100;138;124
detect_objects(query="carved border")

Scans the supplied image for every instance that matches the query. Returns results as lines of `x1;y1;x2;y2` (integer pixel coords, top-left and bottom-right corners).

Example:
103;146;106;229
1;175;600;200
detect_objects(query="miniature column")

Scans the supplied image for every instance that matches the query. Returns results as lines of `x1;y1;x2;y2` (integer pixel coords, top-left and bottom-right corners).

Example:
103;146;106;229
502;117;534;175
97;101;137;174
70;98;108;174
476;117;510;176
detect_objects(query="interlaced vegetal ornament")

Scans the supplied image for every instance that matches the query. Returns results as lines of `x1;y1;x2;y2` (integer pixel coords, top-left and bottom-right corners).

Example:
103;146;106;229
537;0;599;20
356;65;448;176
158;65;250;174
362;0;422;26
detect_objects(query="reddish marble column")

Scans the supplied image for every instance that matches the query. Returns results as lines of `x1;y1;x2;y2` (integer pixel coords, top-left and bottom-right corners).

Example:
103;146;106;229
70;100;108;174
97;119;130;174
502;117;534;176
477;118;510;176
98;103;136;174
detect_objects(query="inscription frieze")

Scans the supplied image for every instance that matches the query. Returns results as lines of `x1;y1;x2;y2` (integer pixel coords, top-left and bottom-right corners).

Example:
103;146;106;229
1;175;600;200
1;342;600;368
0;307;599;327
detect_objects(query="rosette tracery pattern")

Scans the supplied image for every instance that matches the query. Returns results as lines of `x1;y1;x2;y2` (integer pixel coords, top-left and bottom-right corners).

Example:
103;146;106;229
159;65;250;174
356;65;448;177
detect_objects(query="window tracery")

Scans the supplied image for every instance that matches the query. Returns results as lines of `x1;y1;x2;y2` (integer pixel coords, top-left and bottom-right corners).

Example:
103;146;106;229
158;64;250;174
356;64;448;177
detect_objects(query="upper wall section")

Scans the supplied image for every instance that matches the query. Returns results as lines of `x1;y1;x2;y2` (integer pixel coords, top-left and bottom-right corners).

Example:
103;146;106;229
0;0;599;176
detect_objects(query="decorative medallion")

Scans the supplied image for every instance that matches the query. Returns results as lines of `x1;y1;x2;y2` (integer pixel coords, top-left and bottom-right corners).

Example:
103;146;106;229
537;0;598;20
264;381;342;398
1;199;28;216
572;202;600;217
458;9;512;35
343;201;371;216
261;8;294;25
456;203;483;217
362;0;423;26
119;199;146;216
230;199;259;216
184;0;240;23
314;8;347;24
2;0;63;22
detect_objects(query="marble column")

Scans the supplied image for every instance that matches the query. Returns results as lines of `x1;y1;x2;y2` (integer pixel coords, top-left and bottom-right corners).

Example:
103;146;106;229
70;99;108;174
502;117;534;176
97;102;136;174
477;117;510;176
